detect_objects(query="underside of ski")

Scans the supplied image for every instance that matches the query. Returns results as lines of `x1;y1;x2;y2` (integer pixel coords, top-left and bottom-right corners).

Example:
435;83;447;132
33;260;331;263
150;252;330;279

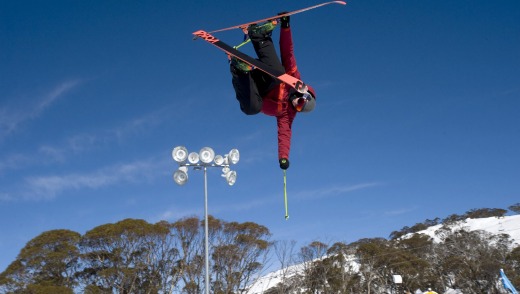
193;30;308;93
208;1;347;34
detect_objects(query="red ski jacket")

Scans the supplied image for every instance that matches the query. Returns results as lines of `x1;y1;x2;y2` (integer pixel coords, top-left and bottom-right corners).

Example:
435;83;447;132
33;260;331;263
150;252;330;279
260;27;316;160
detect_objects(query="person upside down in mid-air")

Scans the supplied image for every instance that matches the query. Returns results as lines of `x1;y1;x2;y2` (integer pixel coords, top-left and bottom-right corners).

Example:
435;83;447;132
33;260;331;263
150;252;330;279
229;14;316;170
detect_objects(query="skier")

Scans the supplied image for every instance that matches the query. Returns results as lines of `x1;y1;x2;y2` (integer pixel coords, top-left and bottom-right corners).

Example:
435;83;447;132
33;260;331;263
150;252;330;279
424;288;438;294
229;13;316;170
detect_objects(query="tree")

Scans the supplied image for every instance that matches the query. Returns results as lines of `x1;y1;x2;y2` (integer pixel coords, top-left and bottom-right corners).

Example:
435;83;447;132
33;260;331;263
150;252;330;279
0;229;80;293
2;209;519;293
442;214;465;225
323;242;361;293
390;219;440;240
267;240;299;294
78;218;175;293
143;220;183;293
464;208;507;219
171;216;205;294
393;234;433;291
355;238;390;294
298;241;330;293
431;229;513;293
509;203;520;214
508;246;520;271
211;221;271;294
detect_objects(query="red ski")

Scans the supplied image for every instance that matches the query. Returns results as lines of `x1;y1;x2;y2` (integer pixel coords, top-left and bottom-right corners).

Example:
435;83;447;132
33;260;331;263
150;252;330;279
193;30;308;93
208;1;346;34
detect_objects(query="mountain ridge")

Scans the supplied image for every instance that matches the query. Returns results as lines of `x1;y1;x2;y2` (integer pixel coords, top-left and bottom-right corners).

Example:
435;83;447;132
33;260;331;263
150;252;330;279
247;214;520;293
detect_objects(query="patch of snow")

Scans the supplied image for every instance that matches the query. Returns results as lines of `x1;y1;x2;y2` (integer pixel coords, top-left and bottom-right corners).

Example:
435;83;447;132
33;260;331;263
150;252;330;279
410;215;520;245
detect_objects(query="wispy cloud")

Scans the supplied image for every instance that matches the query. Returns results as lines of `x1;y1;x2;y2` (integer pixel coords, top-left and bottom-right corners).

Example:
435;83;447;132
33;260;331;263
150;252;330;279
0;153;31;173
0;107;169;173
36;133;114;164
156;192;278;222
213;197;275;214
109;108;170;140
157;207;202;222
295;182;383;200
0;134;98;173
157;182;382;219
45;106;169;154
39;80;80;110
22;159;166;200
0;80;82;138
0;193;14;202
383;206;418;216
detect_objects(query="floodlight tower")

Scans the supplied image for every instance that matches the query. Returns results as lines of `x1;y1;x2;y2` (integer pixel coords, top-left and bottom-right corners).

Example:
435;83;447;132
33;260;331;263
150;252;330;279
172;146;239;294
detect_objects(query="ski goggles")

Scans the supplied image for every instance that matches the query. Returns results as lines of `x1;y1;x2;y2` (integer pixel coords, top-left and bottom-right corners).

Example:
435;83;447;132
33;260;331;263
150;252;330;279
294;92;313;112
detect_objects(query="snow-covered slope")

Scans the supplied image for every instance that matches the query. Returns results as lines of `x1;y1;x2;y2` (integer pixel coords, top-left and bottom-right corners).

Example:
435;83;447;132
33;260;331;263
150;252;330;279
247;263;305;294
411;215;520;245
247;215;520;293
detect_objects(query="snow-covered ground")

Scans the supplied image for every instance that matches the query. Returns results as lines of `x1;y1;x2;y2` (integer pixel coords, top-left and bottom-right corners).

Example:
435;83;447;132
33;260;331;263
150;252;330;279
246;215;520;294
412;214;520;245
246;263;305;294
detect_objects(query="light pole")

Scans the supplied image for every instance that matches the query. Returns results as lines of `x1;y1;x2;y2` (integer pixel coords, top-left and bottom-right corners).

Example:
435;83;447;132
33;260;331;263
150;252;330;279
172;146;239;294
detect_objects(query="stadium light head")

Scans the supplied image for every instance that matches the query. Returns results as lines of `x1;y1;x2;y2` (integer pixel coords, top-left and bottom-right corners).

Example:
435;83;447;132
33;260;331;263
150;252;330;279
228;149;240;164
222;166;230;174
214;155;224;165
221;167;236;186
172;146;239;186
224;170;237;186
173;166;188;186
188;152;200;164
199;147;215;164
172;146;188;163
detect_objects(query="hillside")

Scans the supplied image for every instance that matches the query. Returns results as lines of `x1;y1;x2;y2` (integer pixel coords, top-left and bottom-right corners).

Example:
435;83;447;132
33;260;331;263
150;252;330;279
247;215;520;294
411;215;520;245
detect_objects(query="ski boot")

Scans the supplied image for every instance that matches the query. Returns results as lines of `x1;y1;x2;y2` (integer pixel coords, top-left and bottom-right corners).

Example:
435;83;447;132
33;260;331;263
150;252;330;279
229;56;252;74
248;20;278;36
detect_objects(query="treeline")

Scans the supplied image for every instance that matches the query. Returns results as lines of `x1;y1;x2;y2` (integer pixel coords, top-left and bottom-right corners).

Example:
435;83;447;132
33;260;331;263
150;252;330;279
0;217;270;293
389;207;514;240
1;205;519;293
265;226;520;293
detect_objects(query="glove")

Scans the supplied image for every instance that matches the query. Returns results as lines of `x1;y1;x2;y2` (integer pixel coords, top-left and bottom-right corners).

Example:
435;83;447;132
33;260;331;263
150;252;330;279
278;12;290;28
279;158;290;170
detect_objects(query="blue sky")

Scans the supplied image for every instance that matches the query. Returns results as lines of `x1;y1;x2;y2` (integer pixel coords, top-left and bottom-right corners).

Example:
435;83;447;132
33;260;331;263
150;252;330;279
1;0;519;271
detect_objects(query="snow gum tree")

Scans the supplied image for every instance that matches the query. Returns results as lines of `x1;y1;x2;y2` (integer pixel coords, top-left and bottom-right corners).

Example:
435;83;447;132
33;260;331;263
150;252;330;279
79;218;175;293
0;229;81;293
2;210;519;293
211;220;271;294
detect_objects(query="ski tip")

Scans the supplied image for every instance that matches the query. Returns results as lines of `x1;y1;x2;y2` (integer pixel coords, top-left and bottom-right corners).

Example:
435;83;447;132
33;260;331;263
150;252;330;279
285;215;289;220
